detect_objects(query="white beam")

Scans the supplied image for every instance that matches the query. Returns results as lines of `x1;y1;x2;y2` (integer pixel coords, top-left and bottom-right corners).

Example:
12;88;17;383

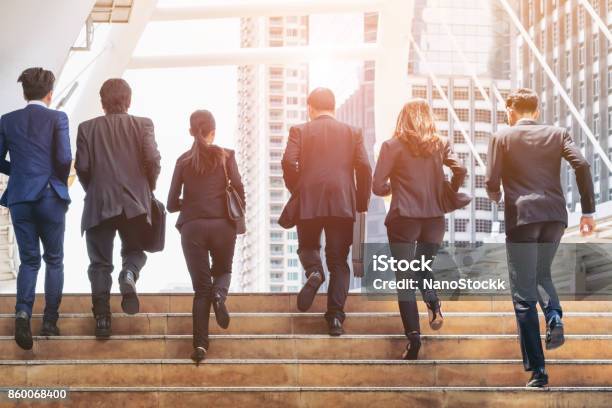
68;0;158;133
128;45;380;69
152;0;383;21
374;0;413;155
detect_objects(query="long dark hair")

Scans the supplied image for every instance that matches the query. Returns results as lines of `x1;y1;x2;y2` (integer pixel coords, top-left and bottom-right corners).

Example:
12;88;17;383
393;98;443;157
182;110;226;174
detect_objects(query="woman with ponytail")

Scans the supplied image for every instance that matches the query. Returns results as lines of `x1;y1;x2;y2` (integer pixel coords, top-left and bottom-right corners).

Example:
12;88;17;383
167;110;245;363
372;99;467;360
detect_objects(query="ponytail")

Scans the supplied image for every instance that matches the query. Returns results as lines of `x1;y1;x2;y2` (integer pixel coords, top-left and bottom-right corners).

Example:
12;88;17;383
182;110;226;174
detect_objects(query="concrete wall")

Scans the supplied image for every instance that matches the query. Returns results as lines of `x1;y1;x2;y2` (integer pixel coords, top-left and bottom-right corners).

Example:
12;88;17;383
0;0;95;113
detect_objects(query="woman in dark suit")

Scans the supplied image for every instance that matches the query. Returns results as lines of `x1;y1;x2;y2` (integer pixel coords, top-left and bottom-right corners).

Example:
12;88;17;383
373;99;467;360
167;110;245;363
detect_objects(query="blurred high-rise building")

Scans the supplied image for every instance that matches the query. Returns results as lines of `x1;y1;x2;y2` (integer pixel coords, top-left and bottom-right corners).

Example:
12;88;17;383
338;2;514;245
236;16;309;292
516;0;612;210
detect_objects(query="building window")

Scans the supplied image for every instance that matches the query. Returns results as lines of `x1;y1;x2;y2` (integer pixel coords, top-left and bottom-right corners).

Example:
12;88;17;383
270;258;284;269
433;108;448;121
475;219;492;233
475;110;491;123
270;231;283;241
455;219;469;233
456;109;469;122
453;87;469;100
475;175;486;188
579;44;585;66
594;75;600;99
564;13;571;39
579;81;585;106
475;197;492;211
288;271;299;280
412;85;427;98
594;33;600;60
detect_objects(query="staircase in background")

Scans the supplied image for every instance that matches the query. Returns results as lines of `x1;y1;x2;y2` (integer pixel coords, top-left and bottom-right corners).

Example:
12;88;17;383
0;293;610;407
0;175;16;289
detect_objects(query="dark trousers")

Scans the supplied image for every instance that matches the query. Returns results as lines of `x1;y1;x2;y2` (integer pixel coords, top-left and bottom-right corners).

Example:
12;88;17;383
386;216;445;336
10;188;67;322
296;217;354;322
180;218;236;348
85;214;148;315
506;221;565;371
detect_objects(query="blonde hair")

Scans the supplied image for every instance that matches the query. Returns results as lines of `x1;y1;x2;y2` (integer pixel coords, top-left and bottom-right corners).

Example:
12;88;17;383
393;98;443;157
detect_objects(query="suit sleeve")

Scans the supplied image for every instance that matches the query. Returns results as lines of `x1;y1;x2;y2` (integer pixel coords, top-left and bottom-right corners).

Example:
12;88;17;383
282;126;301;193
141;118;162;191
228;150;246;207
372;141;393;197
54;112;72;184
353;128;373;212
166;160;183;213
443;141;467;192
562;130;595;214
485;134;503;200
0;117;9;175
75;123;90;191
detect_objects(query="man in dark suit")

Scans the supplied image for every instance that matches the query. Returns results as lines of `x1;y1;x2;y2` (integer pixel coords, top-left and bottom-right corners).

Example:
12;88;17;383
282;87;372;336
75;78;161;338
0;68;71;349
486;88;596;387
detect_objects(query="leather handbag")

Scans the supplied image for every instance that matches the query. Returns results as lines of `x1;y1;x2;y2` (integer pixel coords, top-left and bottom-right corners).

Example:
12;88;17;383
143;195;167;253
223;159;246;235
440;181;472;213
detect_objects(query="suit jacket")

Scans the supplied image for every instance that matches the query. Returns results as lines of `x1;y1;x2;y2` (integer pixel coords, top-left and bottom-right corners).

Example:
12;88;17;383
0;103;72;207
373;137;467;224
75;113;161;233
167;148;245;229
281;115;372;221
486;119;595;232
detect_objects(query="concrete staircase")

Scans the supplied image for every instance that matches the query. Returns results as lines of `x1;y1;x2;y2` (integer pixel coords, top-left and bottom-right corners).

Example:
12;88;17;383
0;293;611;407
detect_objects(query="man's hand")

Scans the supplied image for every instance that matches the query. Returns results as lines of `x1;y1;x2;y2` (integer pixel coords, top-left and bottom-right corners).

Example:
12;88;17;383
580;216;596;237
487;190;502;203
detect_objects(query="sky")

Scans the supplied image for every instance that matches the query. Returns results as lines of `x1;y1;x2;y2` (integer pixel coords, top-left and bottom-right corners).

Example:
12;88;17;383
48;12;365;293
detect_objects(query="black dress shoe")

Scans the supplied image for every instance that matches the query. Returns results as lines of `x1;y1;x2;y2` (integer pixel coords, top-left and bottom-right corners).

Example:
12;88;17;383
526;367;548;387
426;300;444;331
328;317;344;336
402;331;421;360
14;311;33;350
119;269;140;315
191;346;207;365
297;271;324;312
39;320;60;336
546;314;565;350
213;296;230;329
94;314;112;339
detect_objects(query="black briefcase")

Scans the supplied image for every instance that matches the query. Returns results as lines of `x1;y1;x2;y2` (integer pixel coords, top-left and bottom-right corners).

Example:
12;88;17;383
143;195;166;253
278;193;299;229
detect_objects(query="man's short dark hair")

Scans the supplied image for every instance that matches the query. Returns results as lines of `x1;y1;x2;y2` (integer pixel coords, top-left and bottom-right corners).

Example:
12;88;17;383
100;78;132;114
307;87;336;111
506;88;539;113
17;68;55;101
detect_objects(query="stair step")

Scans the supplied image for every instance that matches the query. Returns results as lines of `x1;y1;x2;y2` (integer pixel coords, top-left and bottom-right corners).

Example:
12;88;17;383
0;312;609;336
1;335;611;360
2;386;609;408
1;294;610;313
0;359;610;388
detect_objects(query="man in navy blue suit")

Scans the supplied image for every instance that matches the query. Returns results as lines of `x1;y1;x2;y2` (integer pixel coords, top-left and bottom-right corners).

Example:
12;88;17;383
0;67;72;350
